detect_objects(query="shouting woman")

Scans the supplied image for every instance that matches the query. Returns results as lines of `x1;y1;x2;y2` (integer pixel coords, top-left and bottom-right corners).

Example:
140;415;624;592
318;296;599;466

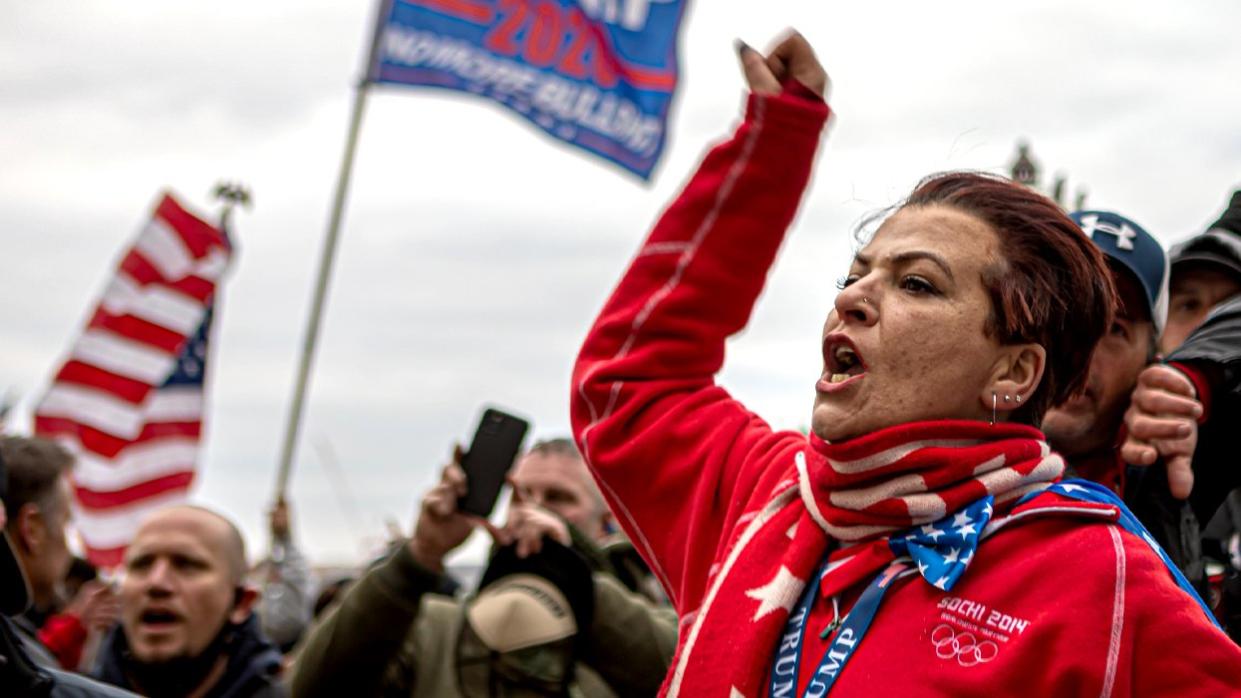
570;32;1241;697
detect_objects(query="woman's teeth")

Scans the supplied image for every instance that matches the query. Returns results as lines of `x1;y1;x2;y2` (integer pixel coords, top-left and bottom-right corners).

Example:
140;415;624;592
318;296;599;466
828;373;850;383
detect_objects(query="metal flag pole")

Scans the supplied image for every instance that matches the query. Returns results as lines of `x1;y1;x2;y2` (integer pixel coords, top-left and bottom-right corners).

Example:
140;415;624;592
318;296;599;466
274;0;393;499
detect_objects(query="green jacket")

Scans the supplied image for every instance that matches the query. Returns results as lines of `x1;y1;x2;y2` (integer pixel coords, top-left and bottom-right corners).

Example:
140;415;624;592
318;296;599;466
290;543;677;698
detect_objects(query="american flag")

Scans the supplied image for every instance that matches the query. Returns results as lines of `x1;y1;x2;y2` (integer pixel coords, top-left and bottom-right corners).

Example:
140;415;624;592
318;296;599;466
34;193;233;568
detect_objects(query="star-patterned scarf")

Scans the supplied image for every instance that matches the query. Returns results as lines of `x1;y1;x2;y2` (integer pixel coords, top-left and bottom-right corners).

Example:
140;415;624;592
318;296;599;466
804;420;1064;598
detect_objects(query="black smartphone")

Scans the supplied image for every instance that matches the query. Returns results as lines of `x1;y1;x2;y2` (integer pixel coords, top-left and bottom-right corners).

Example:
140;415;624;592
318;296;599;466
457;407;530;517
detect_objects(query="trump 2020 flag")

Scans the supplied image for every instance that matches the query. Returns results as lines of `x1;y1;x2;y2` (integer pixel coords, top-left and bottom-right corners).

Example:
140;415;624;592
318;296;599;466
35;193;233;568
369;0;688;179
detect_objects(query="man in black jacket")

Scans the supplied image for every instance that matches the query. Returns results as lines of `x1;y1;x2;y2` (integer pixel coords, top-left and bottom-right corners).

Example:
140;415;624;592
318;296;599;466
1122;189;1241;636
1;436;78;667
91;505;284;697
1;445;136;697
1123;190;1241;513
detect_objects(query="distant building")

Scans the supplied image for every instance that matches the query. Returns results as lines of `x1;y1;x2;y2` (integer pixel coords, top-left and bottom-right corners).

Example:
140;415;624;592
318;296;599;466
1010;141;1039;187
1008;140;1086;211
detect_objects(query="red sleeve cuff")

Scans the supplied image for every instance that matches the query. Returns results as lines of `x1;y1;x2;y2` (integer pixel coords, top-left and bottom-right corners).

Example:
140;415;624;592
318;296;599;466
1170;362;1212;423
742;81;832;141
784;77;824;103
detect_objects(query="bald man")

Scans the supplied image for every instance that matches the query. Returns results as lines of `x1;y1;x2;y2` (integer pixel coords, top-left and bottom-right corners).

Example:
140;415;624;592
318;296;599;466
92;505;285;698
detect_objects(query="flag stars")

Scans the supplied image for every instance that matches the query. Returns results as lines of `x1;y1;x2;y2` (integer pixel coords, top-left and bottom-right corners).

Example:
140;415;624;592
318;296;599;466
956;523;977;538
745;566;804;621
952;511;973;528
944;547;961;564
921;523;945;541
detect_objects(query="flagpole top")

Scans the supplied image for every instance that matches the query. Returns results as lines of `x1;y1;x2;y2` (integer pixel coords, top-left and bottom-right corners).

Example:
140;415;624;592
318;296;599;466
211;181;253;233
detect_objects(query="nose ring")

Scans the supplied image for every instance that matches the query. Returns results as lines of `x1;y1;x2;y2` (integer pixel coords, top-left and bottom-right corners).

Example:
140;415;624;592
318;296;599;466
862;297;871;305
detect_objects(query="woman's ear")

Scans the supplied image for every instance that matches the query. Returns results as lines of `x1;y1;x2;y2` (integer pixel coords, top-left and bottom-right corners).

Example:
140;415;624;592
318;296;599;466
980;343;1046;419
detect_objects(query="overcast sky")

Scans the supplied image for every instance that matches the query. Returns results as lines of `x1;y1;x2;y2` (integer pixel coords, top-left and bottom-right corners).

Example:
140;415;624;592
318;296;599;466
3;1;1239;567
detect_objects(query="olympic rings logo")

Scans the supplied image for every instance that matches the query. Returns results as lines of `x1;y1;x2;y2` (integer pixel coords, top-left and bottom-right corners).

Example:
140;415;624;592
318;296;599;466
930;624;999;667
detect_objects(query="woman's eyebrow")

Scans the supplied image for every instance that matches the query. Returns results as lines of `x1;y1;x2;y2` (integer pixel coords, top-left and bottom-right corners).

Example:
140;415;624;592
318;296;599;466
889;250;955;281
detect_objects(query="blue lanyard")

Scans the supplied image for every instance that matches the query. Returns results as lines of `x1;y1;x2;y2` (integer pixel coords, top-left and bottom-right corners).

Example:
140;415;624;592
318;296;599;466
767;559;909;698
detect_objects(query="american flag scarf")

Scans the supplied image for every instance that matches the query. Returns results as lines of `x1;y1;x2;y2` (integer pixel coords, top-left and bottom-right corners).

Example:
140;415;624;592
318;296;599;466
661;421;1070;696
663;421;1066;697
802;420;1064;598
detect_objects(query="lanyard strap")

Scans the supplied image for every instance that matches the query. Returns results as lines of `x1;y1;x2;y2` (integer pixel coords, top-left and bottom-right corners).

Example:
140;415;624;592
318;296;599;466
1036;479;1220;628
768;560;909;698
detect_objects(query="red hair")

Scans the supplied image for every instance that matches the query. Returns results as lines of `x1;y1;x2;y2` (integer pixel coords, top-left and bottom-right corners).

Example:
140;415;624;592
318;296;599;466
902;172;1116;425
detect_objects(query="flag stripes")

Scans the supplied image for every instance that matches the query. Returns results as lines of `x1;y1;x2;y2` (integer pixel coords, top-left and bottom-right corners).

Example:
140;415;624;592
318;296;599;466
35;193;232;567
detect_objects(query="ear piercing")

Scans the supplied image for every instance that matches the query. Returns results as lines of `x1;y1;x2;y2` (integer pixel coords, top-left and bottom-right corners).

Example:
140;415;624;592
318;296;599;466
994;394;1024;425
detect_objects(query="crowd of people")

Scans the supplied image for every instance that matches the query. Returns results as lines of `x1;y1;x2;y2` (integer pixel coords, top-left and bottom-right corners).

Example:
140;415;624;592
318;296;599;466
4;30;1241;697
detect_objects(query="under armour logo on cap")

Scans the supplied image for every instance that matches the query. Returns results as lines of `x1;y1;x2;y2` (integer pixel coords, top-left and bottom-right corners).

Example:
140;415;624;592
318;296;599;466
1077;213;1136;251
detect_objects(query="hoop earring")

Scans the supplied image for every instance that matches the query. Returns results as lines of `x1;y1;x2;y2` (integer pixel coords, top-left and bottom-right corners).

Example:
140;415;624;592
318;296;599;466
990;392;997;426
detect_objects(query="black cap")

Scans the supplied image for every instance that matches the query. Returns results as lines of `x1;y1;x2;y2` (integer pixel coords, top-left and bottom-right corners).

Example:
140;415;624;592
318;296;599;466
1209;191;1241;237
1171;190;1241;284
0;447;33;616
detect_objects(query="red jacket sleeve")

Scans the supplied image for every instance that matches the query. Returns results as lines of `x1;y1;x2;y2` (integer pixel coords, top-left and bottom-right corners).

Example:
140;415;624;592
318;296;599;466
570;89;830;613
38;613;87;669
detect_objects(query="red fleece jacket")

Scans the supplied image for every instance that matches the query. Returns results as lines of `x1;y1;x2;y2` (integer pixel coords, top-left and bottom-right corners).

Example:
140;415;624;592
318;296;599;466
570;89;1241;696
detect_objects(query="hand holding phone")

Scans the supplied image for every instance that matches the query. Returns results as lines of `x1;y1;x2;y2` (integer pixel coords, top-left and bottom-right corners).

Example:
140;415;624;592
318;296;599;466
410;447;474;572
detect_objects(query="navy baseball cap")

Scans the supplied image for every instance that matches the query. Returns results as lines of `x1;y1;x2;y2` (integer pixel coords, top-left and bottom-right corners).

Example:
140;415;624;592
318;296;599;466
0;447;33;615
1071;210;1170;334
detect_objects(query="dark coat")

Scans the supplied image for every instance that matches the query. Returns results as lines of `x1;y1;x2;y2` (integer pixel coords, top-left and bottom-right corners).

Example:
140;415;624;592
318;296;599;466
93;614;284;698
1;616;137;698
1170;296;1241;524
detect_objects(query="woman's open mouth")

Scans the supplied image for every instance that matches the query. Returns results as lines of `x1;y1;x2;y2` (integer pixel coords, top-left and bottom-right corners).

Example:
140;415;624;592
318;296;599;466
817;335;867;393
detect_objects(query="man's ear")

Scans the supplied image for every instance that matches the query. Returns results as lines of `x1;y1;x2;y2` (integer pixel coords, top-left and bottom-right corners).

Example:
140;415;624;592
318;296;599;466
228;585;260;625
15;503;46;554
980;343;1046;419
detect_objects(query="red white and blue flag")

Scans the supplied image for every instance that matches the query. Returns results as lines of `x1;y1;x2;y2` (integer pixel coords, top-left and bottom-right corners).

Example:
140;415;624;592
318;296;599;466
34;194;233;568
368;0;689;179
